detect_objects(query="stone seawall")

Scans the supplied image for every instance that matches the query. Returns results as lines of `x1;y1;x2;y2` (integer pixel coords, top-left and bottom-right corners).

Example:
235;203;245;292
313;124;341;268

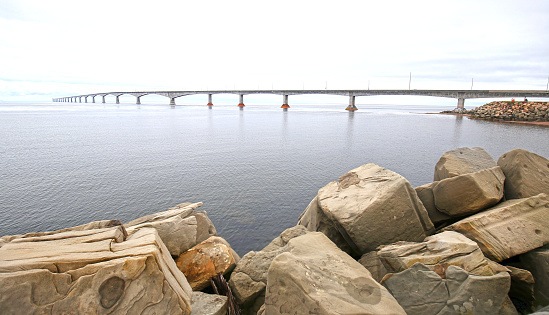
465;101;549;122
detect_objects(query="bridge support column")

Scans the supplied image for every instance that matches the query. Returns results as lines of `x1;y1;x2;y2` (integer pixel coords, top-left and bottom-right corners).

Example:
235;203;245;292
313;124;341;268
346;95;358;111
84;97;87;103
136;96;141;105
454;98;465;112
91;96;95;103
281;95;290;108
116;95;120;104
207;94;213;106
170;98;176;105
238;94;245;107
78;97;82;103
102;95;106;103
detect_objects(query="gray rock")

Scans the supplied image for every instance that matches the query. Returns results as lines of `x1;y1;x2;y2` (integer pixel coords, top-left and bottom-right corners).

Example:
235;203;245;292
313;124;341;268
505;266;535;310
434;147;497;181
383;263;511;315
265;232;406;314
516;245;549;307
497;149;549;199
433;166;505;217
315;164;434;255
443;193;549;262
191;292;228;315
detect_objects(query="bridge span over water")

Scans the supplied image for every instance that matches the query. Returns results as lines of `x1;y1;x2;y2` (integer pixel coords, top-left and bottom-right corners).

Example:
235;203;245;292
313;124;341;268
54;89;549;111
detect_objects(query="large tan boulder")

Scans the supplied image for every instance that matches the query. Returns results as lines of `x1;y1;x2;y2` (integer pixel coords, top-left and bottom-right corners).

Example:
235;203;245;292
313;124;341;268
497;149;549;199
175;236;239;291
308;164;434;255
125;202;217;257
432;166;505;217
0;227;192;314
382;263;511;315
264;232;406;314
228;225;309;311
443;193;549;262
434;147;497;181
414;181;451;226
376;231;507;277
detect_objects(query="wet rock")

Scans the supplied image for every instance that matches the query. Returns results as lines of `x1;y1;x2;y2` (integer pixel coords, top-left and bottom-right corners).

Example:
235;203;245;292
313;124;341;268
264;232;406;314
497;149;549;199
382;263;511;315
443;193;549;262
125;202;217;257
0;227;192;314
310;164;434;255
191;291;228;315
434;147;497;181
432;166;505;217
175;236;239;291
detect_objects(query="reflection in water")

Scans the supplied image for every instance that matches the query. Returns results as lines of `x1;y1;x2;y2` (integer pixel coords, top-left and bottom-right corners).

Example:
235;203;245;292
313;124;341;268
346;111;355;149
451;115;464;147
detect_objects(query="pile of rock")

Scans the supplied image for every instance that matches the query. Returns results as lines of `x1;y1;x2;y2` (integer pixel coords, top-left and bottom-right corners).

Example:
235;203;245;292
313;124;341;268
1;147;549;314
466;101;549;122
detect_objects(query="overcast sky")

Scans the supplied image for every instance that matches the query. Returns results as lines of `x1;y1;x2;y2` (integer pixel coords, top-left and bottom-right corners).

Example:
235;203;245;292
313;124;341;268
1;0;548;102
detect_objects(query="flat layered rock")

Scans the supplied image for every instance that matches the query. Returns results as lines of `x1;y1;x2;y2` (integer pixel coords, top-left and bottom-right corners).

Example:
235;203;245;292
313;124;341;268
443;193;549;262
0;227;192;314
264;232;406;314
497;149;549;199
383;263;510;315
175;236;239;291
433;166;505;217
191;292;228;315
314;164;434;255
125;202;217;257
377;231;506;277
434;147;497;181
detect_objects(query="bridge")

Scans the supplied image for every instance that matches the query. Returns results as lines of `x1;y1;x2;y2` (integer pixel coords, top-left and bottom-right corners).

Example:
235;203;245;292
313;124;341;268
53;89;549;111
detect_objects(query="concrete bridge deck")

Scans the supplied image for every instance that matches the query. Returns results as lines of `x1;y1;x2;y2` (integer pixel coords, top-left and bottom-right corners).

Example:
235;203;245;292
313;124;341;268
54;89;549;111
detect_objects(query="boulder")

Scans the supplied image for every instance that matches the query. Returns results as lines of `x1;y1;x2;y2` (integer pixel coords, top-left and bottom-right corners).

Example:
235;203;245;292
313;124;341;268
497;149;549;199
515;245;549;307
297;196;354;255
175;236;239;291
434;147;497;181
228;225;309;310
264;232;406;314
505;266;535;312
414;181;451;225
377;231;507;277
125;202;217;257
0;227;192;314
382;263;511;315
311;164;434;255
443;193;549;262
432;166;505;217
191;292;228;315
358;251;388;283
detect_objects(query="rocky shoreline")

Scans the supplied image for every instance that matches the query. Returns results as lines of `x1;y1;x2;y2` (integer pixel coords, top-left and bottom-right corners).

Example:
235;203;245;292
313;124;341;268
442;101;549;125
1;147;549;314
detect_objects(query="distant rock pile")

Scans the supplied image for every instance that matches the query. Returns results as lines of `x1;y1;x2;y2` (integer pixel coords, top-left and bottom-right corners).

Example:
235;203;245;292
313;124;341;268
2;147;549;314
466;101;549;121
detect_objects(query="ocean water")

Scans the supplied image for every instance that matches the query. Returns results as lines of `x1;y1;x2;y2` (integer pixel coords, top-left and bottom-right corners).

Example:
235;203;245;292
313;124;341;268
1;101;548;255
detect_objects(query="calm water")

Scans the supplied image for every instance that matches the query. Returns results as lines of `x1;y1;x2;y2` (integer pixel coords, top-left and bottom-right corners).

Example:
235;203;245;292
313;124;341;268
1;102;548;255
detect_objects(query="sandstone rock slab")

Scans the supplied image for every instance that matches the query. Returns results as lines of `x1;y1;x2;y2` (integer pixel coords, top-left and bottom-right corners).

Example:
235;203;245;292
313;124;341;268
175;236;238;291
433;166;505;217
125;202;217;257
382;263;511;315
0;227;192;314
191;291;228;315
264;232;406;314
415;181;452;225
498;149;549;199
443;193;549;262
434;147;497;181
315;164;434;255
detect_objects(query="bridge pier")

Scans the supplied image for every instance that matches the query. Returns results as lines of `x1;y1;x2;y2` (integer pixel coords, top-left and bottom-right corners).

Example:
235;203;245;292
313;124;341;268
116;95;120;104
238;94;245;107
346;95;358;111
207;94;213;106
78;97;82;103
454;98;465;112
170;97;176;105
102;95;106;103
136;96;141;105
84;96;88;103
91;96;95;103
281;94;290;108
